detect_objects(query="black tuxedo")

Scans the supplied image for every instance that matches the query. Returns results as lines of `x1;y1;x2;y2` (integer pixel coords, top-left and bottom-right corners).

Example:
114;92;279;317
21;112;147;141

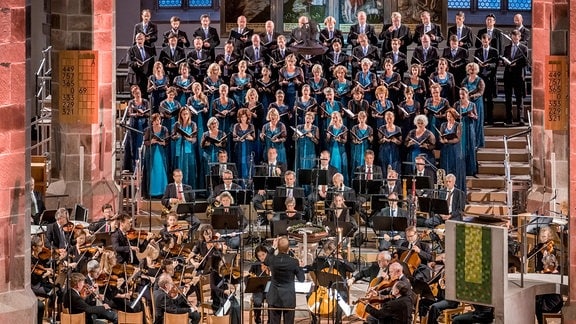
353;262;385;282
127;45;156;95
474;46;500;123
158;45;186;82
401;239;432;264
208;183;242;204
243;46;268;76
256;161;287;177
162;29;190;48
355;165;384;180
259;31;281;50
366;294;413;324
270;48;292;68
153;288;199;324
63;289;117;323
133;21;158;47
503;42;528;123
192;26;220;58
31;190;45;225
411;46;439;77
446;25;474;49
516;26;531;46
381;181;402;197
319;28;344;47
442;187;466;221
383;51;408;78
215;52;239;80
351;44;380;74
229;27;254;55
442;46;469;84
347;23;378;47
413;168;437;186
264;252;305;323
323;50;348;75
379;24;412;54
111;230;137;264
45;222;72;249
161;182;195;209
413;23;444;47
186;48;211;78
210;163;239;178
475;28;504;54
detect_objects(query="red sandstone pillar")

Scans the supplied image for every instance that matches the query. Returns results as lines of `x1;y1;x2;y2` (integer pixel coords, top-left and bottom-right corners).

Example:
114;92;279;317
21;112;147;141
567;0;576;321
0;1;38;321
50;0;117;218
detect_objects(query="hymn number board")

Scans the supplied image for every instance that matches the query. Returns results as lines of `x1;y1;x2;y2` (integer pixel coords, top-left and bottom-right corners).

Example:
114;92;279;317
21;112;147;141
58;51;99;124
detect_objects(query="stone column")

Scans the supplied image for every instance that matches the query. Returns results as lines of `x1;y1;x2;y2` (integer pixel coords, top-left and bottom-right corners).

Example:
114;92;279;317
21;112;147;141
0;0;38;321
50;0;117;219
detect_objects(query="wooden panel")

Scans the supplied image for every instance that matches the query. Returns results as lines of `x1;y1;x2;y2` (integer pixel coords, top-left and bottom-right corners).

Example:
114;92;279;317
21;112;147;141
58;50;99;124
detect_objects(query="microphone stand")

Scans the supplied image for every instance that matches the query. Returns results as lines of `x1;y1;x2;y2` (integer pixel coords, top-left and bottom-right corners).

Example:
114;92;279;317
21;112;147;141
312;158;322;225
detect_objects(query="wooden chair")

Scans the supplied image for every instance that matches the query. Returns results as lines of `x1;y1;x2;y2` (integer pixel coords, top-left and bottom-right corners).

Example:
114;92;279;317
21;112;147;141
142;297;154;324
198;274;215;321
412;294;421;324
163;312;188;324
118;310;143;324
207;315;230;324
443;303;467;324
60;311;86;324
543;313;563;323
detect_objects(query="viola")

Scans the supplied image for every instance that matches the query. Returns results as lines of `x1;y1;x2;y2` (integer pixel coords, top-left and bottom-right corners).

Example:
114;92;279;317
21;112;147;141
32;264;50;276
126;229;152;241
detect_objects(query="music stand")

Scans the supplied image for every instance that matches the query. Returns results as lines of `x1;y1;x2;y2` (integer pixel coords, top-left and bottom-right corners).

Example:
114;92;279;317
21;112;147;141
372;216;408;233
271;219;305;237
252;176;282;191
370;195;390;215
352;179;383;195
322;221;356;237
39;209;57;224
176;203;195;215
206;175;223;191
401;175;433;190
244;276;270;295
72;204;88;222
418;191;449;215
311;169;328;186
297;169;313;186
229;189;254;205
211;206;242;230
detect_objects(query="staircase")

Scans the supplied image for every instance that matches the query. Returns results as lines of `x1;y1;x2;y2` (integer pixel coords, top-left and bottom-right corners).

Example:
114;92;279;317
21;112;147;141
465;125;532;223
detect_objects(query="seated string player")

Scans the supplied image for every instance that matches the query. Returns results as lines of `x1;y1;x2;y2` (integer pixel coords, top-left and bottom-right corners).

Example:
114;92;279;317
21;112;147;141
161;168;201;231
374;192;408;251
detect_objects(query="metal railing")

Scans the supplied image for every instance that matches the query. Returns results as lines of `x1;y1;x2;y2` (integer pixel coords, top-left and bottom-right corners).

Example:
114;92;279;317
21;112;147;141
502;113;533;215
32;46;53;156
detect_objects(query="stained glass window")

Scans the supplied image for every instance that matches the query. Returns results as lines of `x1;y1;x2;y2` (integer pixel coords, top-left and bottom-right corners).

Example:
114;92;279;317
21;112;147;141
188;0;212;7
447;0;469;8
158;0;182;7
478;0;501;9
508;0;531;10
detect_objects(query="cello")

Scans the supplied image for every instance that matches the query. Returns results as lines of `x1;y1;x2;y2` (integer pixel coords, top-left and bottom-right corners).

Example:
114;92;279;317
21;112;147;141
307;267;339;316
354;277;398;320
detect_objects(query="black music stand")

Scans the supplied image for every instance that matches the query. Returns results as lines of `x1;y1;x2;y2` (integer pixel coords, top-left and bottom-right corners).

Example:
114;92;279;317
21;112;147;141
39;209;57;224
211;206;242;230
229;189;254;205
176;203;195;215
322;220;356;237
401;175;433;190
372;216;408;233
271;219;305;237
206;175;223;191
252;176;282;191
352;179;382;195
297;169;313;186
370;195;390;215
244;276;271;295
418;191;449;215
310;169;329;186
72;204;88;222
94;232;113;248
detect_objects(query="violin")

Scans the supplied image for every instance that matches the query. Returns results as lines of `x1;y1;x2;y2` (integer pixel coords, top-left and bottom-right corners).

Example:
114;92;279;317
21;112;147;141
219;262;241;279
38;247;56;261
126;229;155;241
62;222;75;232
32;264;51;276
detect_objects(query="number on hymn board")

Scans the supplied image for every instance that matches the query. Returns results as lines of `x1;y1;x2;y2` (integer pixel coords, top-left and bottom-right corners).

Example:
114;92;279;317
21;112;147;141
58;51;99;124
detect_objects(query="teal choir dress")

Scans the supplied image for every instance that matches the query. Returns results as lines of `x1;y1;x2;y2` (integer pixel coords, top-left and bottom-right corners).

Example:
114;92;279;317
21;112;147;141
173;75;194;106
148;74;168;114
461;76;485;148
172;121;199;189
439;122;466;192
230;73;252;107
261;122;287;164
350;124;373;172
326;124;349;184
377;124;402;173
454;100;478;176
232;123;256;182
143;126;169;198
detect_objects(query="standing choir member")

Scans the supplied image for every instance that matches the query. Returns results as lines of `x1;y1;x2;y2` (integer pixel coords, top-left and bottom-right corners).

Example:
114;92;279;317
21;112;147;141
454;88;478;176
326;112;349;184
350;111;373;172
260;108;288;164
294;111;319;171
461;62;485;147
405;114;436;167
172;107;198;189
232;108;256;182
143;113;169;198
439;108;466;193
378;111;402;174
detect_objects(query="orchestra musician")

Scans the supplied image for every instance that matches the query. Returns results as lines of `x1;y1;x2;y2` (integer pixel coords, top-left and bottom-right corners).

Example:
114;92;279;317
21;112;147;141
400;226;433;281
207;169;241;204
374;192;408;251
88;203;115;234
31;236;55;324
212;191;246;250
274;197;303;221
210;149;239;179
423;174;466;228
326;193;357;235
363;280;414;324
159;212;186;245
45;207;73;250
66;230;101;274
264;236;305;324
253;147;288;212
188;224;225;272
307;239;354;324
248;245;271;324
381;169;402;198
30;177;45;225
153;273;200;324
111;213;153;265
62;272;118;324
209;253;241;323
161;169;194;208
413;154;436;183
347;251;392;286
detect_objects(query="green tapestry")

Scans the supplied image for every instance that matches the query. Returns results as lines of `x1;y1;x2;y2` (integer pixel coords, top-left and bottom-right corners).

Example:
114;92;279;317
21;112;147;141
455;223;492;304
